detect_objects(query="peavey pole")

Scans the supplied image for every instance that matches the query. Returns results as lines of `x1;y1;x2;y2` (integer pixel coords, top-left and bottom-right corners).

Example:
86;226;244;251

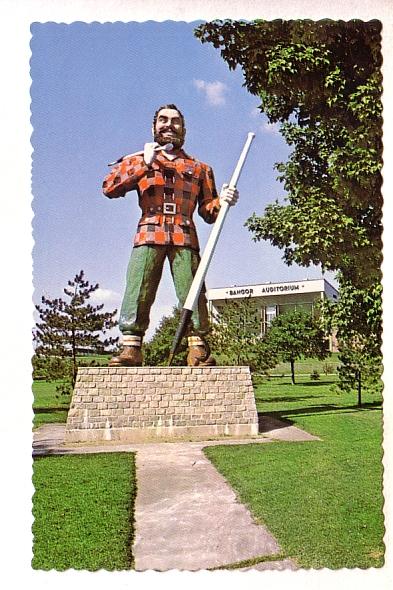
168;131;256;365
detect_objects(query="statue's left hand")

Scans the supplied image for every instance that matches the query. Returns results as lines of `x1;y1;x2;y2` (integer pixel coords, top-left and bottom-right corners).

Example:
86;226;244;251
220;183;239;206
143;142;160;166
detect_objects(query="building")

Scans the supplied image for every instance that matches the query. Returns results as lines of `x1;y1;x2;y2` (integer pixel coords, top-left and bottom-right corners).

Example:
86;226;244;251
206;278;339;351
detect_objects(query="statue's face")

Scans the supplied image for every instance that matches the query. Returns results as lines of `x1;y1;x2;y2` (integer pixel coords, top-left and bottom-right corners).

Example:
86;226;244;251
153;108;186;148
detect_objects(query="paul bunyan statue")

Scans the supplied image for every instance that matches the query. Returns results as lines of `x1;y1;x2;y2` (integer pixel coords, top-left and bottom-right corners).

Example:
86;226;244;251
102;104;239;367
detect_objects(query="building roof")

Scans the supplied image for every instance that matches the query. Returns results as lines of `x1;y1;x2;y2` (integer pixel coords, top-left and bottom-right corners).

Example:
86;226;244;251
207;278;339;302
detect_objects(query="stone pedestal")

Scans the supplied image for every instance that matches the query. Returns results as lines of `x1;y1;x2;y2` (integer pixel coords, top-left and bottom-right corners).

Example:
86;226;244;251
65;366;259;443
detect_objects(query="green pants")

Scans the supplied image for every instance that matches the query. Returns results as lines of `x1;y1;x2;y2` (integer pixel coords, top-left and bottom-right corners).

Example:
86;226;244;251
119;245;210;337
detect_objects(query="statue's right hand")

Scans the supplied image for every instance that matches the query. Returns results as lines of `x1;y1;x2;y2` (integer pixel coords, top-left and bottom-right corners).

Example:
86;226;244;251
143;142;160;166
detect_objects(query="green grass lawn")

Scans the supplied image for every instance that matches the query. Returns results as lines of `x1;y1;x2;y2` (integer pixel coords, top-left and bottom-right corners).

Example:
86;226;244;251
265;352;341;376
204;376;384;569
32;452;136;570
32;363;384;569
32;380;71;427
77;354;112;365
32;355;111;427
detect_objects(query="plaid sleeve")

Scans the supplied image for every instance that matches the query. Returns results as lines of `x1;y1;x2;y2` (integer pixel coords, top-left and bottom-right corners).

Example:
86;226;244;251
197;163;221;224
102;155;147;199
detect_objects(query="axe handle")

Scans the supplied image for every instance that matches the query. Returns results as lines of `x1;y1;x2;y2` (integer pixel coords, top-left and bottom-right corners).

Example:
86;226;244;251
107;143;173;166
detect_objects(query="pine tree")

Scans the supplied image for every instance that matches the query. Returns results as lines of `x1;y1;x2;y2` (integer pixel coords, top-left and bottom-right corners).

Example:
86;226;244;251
34;270;118;388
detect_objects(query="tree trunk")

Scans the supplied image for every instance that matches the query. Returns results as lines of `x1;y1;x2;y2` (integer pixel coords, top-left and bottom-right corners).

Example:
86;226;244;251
71;326;77;388
357;370;362;407
290;358;295;385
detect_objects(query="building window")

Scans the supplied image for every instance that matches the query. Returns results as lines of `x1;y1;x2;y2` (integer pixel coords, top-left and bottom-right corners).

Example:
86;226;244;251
211;301;261;338
278;302;314;315
261;305;277;335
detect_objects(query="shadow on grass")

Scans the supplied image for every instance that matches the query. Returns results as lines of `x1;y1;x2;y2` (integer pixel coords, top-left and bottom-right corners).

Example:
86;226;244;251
33;448;98;457
258;413;293;433
258;401;382;432
33;407;69;413
297;381;338;386
256;394;326;403
255;380;337;387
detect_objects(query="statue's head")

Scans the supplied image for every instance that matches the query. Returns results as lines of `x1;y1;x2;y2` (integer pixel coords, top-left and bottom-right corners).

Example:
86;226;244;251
152;104;186;149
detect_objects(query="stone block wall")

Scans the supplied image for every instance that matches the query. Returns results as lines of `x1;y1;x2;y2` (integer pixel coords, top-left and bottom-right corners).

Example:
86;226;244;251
65;366;259;442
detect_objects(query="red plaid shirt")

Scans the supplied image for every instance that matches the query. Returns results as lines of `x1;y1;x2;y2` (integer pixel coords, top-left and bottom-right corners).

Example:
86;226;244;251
102;149;221;251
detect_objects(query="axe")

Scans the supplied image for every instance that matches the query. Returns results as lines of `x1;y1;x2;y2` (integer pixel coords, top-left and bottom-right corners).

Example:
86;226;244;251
107;143;174;166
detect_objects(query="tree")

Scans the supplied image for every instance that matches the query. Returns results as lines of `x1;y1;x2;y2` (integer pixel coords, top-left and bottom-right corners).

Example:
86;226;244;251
194;19;383;382
336;339;382;407
322;279;382;405
143;307;188;366
263;309;329;384
34;270;118;391
210;298;277;372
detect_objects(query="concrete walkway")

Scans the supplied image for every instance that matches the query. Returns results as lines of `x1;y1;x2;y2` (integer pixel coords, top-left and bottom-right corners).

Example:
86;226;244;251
133;440;288;570
33;418;319;570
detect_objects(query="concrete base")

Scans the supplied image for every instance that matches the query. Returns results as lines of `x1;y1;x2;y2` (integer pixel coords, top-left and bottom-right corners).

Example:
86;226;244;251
65;366;259;443
65;422;258;443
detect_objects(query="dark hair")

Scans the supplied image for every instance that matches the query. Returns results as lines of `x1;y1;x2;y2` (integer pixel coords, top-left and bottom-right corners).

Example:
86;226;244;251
153;104;185;129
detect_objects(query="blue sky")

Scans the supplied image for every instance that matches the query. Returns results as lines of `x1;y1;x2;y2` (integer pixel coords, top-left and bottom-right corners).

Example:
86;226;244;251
31;20;337;340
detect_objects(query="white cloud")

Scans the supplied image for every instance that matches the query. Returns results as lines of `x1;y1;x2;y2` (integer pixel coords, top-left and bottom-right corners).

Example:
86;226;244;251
250;106;262;118
90;288;121;306
193;79;228;106
250;107;280;135
261;121;280;135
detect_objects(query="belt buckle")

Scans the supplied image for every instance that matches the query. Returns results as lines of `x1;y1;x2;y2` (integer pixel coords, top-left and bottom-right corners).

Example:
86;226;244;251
163;202;176;215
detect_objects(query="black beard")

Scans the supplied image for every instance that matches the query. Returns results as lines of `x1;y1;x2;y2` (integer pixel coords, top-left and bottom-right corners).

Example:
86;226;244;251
154;129;185;149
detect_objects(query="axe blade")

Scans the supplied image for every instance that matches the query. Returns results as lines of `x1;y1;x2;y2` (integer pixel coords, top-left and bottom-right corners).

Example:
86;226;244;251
168;308;193;366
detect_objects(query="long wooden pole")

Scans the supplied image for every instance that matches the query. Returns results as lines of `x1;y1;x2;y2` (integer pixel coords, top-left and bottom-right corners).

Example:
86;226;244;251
168;132;255;364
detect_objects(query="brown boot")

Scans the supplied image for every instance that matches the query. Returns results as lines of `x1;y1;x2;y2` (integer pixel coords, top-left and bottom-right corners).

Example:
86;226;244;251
187;336;216;367
109;335;143;367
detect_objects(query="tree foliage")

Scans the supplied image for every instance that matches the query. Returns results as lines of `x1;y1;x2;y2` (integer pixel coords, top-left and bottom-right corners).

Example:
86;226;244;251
322;278;382;404
263;309;329;384
32;355;75;398
143;307;188;366
195;19;383;387
336;339;382;407
210;298;277;372
34;270;118;390
195;19;382;285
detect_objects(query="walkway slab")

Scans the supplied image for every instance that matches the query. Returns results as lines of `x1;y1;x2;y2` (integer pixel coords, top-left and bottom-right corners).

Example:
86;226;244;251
133;442;281;571
239;558;298;571
32;419;315;570
259;415;320;442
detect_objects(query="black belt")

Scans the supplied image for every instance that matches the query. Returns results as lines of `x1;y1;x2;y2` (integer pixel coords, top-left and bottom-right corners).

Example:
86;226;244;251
163;203;176;214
